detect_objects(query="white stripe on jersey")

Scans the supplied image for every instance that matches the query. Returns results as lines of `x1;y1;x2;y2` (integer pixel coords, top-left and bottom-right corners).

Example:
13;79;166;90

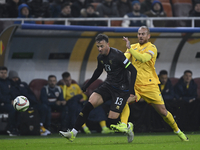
148;50;154;55
123;58;128;64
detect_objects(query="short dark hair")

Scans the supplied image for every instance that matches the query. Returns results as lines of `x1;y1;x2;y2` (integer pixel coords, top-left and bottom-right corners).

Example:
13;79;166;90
62;72;70;78
86;4;94;9
48;75;57;80
159;70;168;76
0;66;8;71
61;2;71;10
95;34;109;43
184;70;192;75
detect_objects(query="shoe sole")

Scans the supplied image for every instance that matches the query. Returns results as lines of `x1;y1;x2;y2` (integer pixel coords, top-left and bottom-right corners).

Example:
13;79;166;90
110;126;128;133
127;131;134;143
175;132;189;141
59;131;73;142
180;137;189;141
59;131;65;138
127;122;134;143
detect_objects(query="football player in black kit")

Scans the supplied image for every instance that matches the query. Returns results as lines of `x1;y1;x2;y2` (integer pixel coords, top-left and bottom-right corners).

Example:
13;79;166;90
59;34;137;143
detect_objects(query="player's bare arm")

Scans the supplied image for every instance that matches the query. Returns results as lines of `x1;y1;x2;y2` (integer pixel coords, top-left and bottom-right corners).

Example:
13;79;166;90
123;36;131;49
127;94;136;104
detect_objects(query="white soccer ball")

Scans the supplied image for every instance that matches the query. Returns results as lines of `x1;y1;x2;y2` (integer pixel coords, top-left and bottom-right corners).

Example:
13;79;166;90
13;96;30;112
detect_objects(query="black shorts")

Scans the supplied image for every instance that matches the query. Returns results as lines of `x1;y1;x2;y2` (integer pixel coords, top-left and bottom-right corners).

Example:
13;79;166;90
94;82;130;113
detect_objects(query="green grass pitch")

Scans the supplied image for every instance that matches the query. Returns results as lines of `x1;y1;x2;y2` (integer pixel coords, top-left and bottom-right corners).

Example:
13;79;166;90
0;131;200;150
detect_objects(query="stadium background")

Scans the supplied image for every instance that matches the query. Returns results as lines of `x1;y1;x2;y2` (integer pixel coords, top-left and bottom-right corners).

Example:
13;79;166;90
0;24;200;85
0;24;200;133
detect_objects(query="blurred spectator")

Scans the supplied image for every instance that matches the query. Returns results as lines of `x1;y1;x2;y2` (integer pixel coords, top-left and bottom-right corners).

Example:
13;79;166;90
140;0;154;13
59;72;113;134
28;0;50;18
78;4;104;26
9;70;50;136
92;0;101;2
158;70;177;119
116;0;132;17
54;2;73;25
95;0;120;26
87;102;114;134
0;3;8;18
6;0;22;18
144;0;166;27
49;0;69;18
49;0;62;18
71;0;88;17
174;70;197;103
40;75;67;131
122;1;147;27
96;0;119;17
158;70;174;101
189;2;200;27
59;72;91;133
0;66;19;136
14;3;35;24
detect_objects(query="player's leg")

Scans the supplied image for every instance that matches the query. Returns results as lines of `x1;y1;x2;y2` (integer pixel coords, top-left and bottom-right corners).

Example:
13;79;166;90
120;102;130;125
116;92;140;140
109;102;134;143
59;92;103;141
112;102;130;132
117;105;135;143
151;103;188;141
142;84;189;141
100;120;114;134
107;110;121;125
120;91;141;124
108;90;129;131
108;89;135;143
82;123;91;134
121;102;134;143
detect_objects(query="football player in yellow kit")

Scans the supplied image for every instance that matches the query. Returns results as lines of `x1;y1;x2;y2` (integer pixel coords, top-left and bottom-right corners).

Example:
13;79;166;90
113;26;189;141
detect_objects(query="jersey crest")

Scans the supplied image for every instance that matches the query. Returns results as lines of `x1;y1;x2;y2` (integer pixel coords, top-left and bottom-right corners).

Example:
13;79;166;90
55;91;59;97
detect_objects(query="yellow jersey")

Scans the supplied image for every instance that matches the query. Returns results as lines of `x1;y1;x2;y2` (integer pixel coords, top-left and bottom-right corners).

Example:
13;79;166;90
60;83;87;101
124;42;160;86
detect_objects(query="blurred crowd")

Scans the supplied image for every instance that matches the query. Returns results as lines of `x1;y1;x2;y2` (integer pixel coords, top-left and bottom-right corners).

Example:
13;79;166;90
0;0;200;27
0;64;199;136
0;66;114;136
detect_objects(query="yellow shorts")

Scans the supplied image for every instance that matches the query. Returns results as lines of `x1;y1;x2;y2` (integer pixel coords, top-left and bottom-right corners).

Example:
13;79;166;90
135;84;164;105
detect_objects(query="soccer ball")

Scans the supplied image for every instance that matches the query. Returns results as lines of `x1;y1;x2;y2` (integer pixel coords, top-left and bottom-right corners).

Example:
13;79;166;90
13;96;30;112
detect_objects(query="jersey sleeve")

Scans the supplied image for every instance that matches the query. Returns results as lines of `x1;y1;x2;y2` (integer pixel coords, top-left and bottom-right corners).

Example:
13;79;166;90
145;44;157;59
58;87;65;101
129;47;152;63
97;56;104;70
82;57;103;91
59;85;67;100
124;49;132;60
118;52;131;69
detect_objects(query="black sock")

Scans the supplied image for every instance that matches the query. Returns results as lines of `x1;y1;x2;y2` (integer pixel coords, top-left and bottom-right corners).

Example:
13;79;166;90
106;117;120;128
74;102;94;131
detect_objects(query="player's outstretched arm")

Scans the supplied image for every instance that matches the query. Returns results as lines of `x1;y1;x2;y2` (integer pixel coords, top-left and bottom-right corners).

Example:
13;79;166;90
82;67;103;92
123;36;151;63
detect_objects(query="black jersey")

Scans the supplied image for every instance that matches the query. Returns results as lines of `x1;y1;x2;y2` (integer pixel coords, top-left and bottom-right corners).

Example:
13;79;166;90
97;47;130;91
